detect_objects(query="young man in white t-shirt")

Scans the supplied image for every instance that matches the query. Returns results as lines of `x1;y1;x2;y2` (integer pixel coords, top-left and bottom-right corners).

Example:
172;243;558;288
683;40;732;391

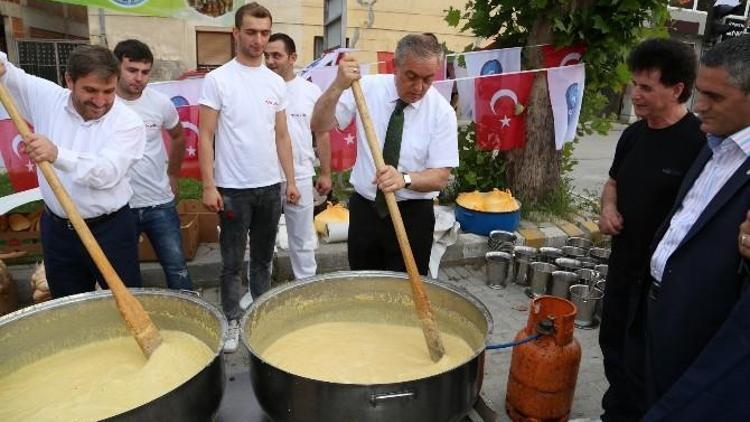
199;2;299;353
114;39;193;291
262;33;332;282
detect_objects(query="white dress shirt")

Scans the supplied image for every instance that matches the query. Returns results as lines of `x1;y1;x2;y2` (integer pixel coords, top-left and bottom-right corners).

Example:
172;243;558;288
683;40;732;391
0;53;145;219
650;125;750;283
335;74;459;201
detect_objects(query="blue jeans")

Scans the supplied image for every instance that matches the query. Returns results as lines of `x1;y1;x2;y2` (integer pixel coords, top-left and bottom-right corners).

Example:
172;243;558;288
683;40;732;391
131;201;193;290
219;185;281;320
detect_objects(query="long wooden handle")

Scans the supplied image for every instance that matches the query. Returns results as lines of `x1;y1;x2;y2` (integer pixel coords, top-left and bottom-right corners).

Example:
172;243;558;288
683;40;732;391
351;80;445;362
0;81;162;358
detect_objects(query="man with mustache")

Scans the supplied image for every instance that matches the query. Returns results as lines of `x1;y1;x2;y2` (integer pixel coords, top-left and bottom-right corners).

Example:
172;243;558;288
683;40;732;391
311;34;458;275
114;39;192;291
0;45;145;297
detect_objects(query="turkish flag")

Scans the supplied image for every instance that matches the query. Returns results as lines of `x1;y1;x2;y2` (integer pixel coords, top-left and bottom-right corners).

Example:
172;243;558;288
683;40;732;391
161;105;201;180
474;72;536;151
329;119;357;172
0;120;39;191
540;44;587;68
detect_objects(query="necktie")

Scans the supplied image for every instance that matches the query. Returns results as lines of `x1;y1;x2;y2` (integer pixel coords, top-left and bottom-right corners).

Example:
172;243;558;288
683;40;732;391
375;99;408;218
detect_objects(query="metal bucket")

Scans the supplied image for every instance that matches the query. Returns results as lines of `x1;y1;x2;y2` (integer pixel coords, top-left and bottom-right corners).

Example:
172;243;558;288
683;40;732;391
240;271;492;422
569;284;604;328
488;230;516;252
550;271;578;299
528;262;557;297
0;289;227;421
561;246;586;260
486;251;512;289
538;247;563;264
513;246;538;286
594;264;609;279
555;257;582;272
589;247;611;264
566;237;593;251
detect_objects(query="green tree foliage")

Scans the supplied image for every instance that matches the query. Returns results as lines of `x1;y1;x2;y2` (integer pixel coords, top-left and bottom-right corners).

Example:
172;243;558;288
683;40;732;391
445;0;669;207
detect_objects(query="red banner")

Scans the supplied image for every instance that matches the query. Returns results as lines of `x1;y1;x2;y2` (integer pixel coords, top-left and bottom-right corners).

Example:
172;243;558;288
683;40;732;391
0;120;38;191
329;120;357;172
475;72;535;151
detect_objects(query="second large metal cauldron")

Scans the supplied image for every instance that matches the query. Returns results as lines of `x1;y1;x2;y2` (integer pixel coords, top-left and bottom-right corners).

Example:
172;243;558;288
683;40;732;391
240;271;493;422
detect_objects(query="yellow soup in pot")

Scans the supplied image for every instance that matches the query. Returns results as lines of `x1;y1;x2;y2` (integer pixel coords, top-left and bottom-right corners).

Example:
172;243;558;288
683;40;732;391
260;321;475;384
0;330;214;422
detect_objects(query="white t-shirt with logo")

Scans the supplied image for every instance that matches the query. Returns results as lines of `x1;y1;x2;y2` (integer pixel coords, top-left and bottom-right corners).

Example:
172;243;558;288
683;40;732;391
283;76;321;181
199;59;288;188
335;74;458;201
121;87;180;208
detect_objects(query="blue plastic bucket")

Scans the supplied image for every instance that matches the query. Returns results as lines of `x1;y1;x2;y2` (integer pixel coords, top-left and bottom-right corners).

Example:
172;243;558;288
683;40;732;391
454;203;521;236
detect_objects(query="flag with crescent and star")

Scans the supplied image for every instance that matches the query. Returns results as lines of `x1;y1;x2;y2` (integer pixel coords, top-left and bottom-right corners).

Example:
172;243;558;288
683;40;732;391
151;79;204;180
547;63;585;150
456;47;522;122
329;119;358;172
161;105;201;180
0;119;39;191
474;72;536;151
540;44;587;68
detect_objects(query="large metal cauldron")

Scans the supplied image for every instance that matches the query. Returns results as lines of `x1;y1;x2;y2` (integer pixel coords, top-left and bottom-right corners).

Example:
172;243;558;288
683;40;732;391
0;289;227;421
240;271;493;422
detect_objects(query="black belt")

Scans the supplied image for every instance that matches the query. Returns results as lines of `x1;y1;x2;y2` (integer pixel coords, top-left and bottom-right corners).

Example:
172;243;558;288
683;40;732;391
45;205;126;228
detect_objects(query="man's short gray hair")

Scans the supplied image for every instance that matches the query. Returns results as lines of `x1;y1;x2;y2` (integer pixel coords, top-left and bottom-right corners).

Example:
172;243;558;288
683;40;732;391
701;34;750;94
394;34;443;66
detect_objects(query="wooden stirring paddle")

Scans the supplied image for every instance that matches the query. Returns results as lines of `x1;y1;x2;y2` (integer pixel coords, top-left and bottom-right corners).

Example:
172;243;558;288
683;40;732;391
351;80;446;362
0;82;162;358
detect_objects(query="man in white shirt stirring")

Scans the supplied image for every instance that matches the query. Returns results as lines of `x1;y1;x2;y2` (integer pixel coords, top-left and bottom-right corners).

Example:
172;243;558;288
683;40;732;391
261;32;332;284
114;39;193;291
199;2;299;353
0;45;145;297
311;34;458;275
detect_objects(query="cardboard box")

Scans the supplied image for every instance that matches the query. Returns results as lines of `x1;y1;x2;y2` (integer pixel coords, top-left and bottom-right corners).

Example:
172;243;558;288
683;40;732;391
138;214;200;262
177;199;219;243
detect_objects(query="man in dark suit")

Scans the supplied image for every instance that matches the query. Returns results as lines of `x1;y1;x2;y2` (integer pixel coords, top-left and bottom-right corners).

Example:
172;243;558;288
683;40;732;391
641;34;750;420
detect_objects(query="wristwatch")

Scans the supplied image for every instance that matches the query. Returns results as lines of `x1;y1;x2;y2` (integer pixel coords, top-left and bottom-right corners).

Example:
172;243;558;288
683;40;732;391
402;173;412;189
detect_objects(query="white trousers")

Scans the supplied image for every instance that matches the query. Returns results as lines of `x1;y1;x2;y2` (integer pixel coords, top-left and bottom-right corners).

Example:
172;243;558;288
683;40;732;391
282;178;317;279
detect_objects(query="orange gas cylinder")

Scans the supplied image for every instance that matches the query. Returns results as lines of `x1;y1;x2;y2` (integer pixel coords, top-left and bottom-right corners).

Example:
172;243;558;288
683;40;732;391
505;296;581;421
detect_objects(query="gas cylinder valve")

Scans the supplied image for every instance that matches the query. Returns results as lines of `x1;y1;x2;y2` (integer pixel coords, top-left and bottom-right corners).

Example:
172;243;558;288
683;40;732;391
536;317;555;336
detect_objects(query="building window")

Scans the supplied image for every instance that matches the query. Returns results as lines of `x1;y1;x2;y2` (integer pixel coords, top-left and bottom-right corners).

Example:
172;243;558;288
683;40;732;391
196;28;233;71
17;39;87;86
313;35;349;60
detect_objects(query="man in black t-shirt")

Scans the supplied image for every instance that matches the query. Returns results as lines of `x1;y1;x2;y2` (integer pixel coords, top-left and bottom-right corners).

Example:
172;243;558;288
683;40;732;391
598;38;705;422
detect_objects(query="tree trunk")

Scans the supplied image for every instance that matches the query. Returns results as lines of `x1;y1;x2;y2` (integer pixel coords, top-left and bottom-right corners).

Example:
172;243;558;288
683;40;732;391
506;17;558;205
506;0;592;205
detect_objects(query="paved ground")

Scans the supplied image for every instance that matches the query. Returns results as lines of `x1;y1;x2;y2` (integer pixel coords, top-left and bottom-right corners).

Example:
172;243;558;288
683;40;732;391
569;124;623;198
202;264;606;421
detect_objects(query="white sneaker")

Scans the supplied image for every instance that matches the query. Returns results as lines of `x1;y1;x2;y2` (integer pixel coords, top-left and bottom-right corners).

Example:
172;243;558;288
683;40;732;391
223;319;240;354
239;292;254;310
